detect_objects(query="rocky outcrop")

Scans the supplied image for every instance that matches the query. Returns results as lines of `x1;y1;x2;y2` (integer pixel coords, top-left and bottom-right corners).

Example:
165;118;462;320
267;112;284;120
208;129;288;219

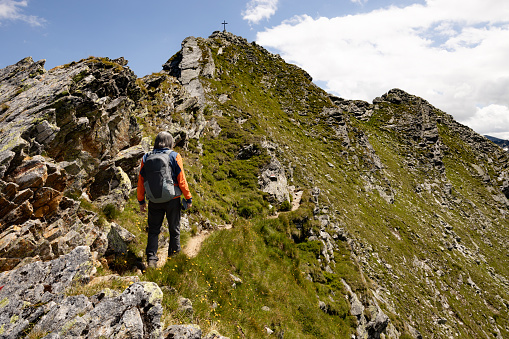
329;95;374;122
257;141;290;205
0;57;141;171
0;246;165;339
258;156;290;205
322;105;351;147
343;280;390;339
163;36;215;106
137;73;208;147
1;32;509;339
0;56;147;272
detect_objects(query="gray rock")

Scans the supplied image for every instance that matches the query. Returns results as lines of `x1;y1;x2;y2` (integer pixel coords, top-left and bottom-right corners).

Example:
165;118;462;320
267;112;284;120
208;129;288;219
91;165;132;211
12;156;48;190
31;295;93;334
258;156;289;204
0;246;95;338
42;282;162;339
112;143;147;185
366;307;389;338
319;300;328;312
229;274;242;284
164;36;215;106
107;222;128;255
35;119;60;145
322;106;351;147
349;292;365;317
178;297;194;316
111;222;136;243
165;324;202;339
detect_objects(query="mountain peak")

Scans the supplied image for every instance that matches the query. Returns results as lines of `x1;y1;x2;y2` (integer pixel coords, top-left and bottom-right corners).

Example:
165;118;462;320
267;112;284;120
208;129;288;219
0;33;508;338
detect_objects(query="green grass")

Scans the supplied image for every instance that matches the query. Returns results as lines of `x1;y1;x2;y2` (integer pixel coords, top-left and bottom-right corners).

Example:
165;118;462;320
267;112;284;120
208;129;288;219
84;183;362;337
65;34;509;339
143;215;358;338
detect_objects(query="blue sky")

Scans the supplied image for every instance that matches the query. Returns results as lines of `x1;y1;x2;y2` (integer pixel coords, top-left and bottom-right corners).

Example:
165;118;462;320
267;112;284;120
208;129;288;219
0;0;423;75
1;0;509;139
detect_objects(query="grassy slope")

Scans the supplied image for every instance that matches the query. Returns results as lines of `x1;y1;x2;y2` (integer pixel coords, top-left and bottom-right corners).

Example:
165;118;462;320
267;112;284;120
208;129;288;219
90;35;508;338
353;100;509;337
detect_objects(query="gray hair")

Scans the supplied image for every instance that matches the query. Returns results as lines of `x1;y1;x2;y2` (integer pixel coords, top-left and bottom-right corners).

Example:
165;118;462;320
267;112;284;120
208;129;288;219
154;131;174;149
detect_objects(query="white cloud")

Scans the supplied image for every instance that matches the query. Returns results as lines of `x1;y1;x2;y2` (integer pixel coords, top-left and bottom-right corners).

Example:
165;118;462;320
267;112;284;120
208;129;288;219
464;105;509;139
242;0;279;25
0;0;44;26
255;0;509;139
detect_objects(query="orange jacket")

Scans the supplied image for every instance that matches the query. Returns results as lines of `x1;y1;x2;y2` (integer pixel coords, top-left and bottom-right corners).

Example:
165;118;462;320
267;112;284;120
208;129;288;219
137;150;192;204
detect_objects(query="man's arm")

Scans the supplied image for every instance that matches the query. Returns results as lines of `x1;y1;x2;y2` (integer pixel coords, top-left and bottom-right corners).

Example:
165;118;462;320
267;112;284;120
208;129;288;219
175;153;192;207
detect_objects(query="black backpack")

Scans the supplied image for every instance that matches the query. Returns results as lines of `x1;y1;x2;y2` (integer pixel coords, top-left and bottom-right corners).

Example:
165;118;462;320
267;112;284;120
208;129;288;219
140;150;182;203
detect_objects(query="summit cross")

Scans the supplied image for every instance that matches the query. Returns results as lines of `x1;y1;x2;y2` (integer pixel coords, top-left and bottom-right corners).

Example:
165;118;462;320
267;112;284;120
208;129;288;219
222;20;228;32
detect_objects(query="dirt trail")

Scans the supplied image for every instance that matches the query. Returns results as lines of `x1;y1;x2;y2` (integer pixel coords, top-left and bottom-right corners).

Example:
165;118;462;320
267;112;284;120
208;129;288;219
179;190;303;259
183;224;232;258
268;189;303;219
291;190;304;211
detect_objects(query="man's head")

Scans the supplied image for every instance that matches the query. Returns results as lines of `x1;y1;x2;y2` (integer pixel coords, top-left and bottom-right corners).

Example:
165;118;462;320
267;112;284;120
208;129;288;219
154;131;174;149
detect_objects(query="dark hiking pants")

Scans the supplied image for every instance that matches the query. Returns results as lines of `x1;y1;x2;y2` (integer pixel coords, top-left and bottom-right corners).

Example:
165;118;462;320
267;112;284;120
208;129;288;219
146;198;181;261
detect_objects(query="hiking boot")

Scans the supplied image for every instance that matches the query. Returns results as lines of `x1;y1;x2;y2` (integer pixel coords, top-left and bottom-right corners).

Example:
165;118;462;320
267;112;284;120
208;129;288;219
148;259;158;268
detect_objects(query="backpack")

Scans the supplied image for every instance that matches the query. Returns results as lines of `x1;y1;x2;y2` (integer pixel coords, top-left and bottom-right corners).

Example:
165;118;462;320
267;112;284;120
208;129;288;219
140;150;182;203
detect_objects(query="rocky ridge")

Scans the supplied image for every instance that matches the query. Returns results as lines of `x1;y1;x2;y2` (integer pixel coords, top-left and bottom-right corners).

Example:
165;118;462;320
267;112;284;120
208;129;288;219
0;31;508;338
0;52;230;338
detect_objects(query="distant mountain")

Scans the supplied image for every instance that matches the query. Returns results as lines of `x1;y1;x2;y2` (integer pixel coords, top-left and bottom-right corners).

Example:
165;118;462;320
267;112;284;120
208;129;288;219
485;135;509;151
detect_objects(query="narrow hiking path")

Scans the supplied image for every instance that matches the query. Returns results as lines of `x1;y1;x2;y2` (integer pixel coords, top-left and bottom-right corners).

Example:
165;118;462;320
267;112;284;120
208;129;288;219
182;189;304;258
153;189;304;266
268;189;303;219
183;224;232;258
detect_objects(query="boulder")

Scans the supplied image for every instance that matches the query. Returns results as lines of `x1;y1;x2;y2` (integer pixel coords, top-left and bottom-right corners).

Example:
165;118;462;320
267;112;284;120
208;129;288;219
90;165;132;211
62;282;163;339
164;324;202;339
12;156;48;190
258;156;289;204
35;119;60;145
112;143;147;184
106;222;135;255
163;36;215;106
0;246;165;339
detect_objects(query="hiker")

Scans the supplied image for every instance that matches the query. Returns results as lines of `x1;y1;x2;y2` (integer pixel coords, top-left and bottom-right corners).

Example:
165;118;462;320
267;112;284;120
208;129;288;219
137;131;193;268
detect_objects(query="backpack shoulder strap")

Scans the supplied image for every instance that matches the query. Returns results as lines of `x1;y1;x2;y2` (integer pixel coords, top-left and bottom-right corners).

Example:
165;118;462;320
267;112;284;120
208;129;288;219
142;150;154;163
161;149;177;162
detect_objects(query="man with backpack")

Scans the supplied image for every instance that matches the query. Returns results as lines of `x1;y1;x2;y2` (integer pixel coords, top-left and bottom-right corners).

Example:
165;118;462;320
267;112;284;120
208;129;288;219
137;131;193;268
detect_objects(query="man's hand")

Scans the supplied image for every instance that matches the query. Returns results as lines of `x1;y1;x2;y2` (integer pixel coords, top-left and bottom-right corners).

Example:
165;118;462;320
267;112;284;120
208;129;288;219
140;203;146;213
187;202;192;209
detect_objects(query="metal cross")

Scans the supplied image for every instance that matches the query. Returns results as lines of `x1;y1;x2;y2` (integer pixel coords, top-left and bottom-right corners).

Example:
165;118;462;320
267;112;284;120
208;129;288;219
222;20;228;32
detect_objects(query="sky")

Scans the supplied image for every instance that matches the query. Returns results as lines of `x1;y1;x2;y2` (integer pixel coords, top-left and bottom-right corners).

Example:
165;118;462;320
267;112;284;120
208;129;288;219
1;0;509;140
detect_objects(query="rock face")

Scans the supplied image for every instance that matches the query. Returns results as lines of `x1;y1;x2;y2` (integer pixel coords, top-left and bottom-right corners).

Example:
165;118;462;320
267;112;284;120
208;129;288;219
0;246;164;339
0;57;141;171
259;156;290;204
1;31;509;339
163;36;215;106
0;56;146;271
